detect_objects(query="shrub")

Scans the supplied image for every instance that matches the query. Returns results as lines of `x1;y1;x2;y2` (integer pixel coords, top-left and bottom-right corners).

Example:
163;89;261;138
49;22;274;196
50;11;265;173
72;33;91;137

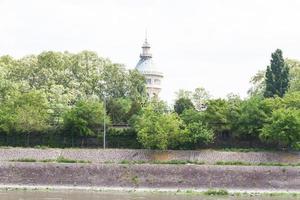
260;108;300;149
204;189;229;196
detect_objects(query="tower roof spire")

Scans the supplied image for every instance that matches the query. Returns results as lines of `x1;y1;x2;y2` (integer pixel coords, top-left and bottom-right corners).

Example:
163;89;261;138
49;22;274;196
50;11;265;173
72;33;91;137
145;29;148;43
141;30;151;58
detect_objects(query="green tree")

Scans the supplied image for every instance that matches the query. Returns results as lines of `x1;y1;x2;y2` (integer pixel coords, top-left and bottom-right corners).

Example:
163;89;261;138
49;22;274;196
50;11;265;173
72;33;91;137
283;91;300;109
248;70;266;97
63;100;110;146
134;105;187;150
149;98;169;114
260;108;300;150
204;99;230;134
285;59;300;93
232;97;270;141
180;109;214;148
107;98;132;124
174;97;195;115
175;89;192;99
175;87;210;111
11;91;50;146
127;69;147;103
186;122;214;146
249;59;300;97
192;87;211;111
0;102;14;135
180;109;204;124
264;49;289;98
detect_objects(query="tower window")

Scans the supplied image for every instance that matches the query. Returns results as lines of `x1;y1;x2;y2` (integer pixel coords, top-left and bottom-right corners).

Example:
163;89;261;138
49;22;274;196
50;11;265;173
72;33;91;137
154;79;161;84
146;79;152;84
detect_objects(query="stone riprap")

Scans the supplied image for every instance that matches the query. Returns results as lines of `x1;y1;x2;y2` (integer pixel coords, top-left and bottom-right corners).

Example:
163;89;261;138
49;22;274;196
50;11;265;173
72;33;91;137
0;148;299;164
0;162;299;191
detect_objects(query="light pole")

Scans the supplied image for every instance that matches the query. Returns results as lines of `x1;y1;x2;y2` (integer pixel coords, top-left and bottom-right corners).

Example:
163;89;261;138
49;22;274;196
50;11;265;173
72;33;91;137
103;96;106;149
99;80;107;149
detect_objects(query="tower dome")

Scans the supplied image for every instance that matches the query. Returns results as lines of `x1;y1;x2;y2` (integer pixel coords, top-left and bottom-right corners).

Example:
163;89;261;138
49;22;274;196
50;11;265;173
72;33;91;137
135;36;163;98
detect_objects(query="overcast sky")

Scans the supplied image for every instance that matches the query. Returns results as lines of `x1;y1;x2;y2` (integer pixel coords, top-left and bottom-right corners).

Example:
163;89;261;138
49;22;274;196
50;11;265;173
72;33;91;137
1;0;300;103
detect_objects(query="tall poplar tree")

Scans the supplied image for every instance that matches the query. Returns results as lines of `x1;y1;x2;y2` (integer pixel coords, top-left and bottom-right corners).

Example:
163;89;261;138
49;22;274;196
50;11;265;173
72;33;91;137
264;49;289;98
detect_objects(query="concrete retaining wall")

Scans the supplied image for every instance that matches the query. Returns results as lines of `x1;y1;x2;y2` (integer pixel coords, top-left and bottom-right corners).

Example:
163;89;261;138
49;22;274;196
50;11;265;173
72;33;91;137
0;162;299;190
0;148;299;164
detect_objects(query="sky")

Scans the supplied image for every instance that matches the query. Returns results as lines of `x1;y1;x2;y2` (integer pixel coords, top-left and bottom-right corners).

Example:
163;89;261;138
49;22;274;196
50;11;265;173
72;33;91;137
1;0;300;103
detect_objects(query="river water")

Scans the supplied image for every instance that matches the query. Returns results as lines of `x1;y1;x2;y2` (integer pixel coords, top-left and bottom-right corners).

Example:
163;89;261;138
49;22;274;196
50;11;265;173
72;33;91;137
0;190;298;200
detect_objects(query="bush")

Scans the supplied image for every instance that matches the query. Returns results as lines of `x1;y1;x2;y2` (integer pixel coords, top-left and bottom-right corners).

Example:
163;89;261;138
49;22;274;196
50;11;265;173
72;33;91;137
260;108;300;149
204;189;229;196
174;97;195;115
10;158;37;162
63;100;110;146
186;122;214;145
134;105;188;150
56;156;90;163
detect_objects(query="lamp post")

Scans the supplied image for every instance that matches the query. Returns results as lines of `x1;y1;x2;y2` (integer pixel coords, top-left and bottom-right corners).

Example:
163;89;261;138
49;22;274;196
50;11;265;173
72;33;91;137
99;80;107;149
103;96;106;149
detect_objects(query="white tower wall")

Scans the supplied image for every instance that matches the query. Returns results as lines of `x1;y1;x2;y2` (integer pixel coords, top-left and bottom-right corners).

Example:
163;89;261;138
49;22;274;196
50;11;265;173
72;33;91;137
135;37;163;98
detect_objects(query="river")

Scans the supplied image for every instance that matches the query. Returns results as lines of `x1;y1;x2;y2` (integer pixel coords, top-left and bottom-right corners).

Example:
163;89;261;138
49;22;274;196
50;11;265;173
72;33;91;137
0;190;298;200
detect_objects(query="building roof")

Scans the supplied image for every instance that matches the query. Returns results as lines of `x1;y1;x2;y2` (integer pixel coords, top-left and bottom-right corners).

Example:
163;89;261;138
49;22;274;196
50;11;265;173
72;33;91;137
135;37;163;76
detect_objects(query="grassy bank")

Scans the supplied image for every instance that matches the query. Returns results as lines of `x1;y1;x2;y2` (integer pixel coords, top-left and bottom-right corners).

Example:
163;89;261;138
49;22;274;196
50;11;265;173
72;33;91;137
10;156;91;164
9;158;300;167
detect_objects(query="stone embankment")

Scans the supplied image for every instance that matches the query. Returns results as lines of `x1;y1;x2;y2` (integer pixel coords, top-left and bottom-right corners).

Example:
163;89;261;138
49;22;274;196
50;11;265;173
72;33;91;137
0;162;299;191
0;148;299;192
0;148;299;164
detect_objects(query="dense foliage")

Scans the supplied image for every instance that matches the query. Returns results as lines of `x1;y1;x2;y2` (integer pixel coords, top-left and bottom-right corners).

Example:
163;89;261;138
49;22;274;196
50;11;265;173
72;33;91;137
0;51;147;146
260;108;300;149
264;49;289;98
134;102;188;150
174;97;195;115
0;49;299;150
63;100;110;146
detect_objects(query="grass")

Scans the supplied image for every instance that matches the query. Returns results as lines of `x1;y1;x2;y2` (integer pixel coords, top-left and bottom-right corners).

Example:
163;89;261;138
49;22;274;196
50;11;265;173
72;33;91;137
119;160;205;165
10;158;37;162
131;175;139;186
258;162;300;167
203;189;229;196
41;159;55;163
118;159;300;167
215;161;300;167
9;158;299;167
56;156;91;163
215;161;250;166
120;160;147;164
219;147;276;152
10;157;91;164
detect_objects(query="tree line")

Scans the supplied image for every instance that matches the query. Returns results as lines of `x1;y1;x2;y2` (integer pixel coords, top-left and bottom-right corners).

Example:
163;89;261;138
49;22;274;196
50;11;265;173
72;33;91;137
0;51;147;146
136;49;300;150
0;49;299;150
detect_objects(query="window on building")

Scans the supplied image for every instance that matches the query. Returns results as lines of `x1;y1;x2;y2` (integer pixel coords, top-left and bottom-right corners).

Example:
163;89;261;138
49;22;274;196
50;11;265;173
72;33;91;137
146;79;152;84
154;79;161;84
